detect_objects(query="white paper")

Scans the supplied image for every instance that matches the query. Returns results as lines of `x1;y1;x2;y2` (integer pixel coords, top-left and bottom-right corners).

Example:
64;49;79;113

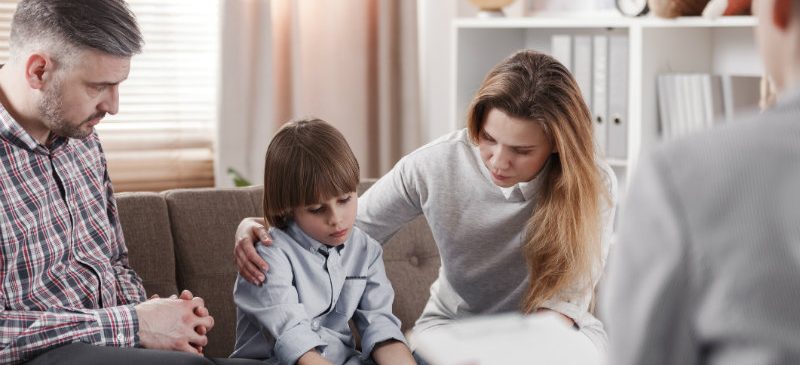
410;313;600;365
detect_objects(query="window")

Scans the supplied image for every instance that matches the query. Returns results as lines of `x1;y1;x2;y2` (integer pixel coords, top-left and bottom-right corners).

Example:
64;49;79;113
0;0;220;192
101;0;219;192
0;2;15;60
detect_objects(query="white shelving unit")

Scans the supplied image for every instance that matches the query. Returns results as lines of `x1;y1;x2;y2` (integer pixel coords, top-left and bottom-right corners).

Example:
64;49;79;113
452;15;762;195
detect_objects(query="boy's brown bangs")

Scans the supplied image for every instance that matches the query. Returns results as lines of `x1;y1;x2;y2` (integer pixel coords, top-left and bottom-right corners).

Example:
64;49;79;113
298;151;359;207
265;140;359;213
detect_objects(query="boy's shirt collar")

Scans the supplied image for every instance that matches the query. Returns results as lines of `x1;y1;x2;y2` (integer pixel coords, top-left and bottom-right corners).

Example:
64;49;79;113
283;221;347;255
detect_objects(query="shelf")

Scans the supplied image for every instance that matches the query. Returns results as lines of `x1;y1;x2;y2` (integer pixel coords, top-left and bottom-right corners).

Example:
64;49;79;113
638;15;756;28
455;16;631;29
454;15;756;29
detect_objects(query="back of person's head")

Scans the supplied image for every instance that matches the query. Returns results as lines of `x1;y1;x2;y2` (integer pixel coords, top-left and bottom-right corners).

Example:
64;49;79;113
262;118;360;229
466;50;608;313
10;0;142;68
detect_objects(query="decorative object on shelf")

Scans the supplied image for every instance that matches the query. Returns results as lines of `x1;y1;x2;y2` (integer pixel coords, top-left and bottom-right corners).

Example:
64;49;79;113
527;0;609;14
702;0;751;18
616;0;650;16
648;0;710;18
469;0;517;17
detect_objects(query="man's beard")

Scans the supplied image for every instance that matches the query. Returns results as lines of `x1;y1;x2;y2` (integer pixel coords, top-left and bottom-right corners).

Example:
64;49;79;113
37;78;102;140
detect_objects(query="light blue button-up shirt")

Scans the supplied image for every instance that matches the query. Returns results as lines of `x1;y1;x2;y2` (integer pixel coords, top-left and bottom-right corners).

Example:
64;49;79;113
232;222;406;365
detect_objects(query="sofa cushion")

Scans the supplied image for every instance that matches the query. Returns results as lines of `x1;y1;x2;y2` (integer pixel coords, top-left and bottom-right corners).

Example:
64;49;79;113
116;192;179;297
163;186;262;358
381;216;440;332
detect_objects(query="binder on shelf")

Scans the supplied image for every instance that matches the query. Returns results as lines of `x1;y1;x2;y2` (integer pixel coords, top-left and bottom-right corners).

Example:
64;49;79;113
676;74;693;138
721;75;761;123
606;35;628;159
551;35;572;72
573;35;593;111
592;35;608;155
695;75;709;129
701;75;725;127
657;73;746;140
690;74;708;131
657;74;673;139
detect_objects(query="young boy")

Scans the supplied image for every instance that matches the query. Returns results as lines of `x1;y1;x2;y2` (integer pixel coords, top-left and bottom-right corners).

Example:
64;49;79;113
231;118;416;365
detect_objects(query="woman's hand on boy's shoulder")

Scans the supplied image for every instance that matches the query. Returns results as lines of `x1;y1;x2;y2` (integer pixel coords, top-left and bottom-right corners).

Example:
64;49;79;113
234;217;272;285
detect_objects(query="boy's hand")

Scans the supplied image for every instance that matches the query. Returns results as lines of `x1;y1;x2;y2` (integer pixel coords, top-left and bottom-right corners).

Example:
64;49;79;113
234;217;273;285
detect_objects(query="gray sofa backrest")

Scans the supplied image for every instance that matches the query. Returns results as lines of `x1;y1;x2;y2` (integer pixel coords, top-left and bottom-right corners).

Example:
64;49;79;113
116;183;440;358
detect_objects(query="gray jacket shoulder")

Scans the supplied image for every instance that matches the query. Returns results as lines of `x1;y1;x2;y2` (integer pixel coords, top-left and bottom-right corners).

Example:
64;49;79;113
649;102;800;190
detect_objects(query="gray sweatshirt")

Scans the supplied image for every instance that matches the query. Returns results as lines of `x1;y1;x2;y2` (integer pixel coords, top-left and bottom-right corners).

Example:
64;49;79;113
356;129;617;351
601;90;800;365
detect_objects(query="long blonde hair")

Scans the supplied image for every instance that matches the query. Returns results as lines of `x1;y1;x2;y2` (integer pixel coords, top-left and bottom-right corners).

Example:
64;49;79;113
466;50;609;313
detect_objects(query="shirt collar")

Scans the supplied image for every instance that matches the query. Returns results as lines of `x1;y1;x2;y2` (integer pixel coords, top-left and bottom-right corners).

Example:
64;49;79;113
285;221;346;255
0;100;69;154
498;178;538;201
501;158;550;201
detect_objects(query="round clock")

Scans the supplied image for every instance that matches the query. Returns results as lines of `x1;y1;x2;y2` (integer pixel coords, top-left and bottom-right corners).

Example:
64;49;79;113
616;0;649;17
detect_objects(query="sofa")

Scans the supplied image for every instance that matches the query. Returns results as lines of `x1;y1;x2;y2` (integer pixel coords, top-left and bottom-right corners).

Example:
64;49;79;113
115;182;441;358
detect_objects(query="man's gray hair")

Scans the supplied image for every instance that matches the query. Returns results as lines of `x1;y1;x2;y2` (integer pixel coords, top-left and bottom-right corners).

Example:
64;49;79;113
10;0;143;64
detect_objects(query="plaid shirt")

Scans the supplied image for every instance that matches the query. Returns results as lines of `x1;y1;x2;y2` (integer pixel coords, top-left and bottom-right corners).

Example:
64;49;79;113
0;105;147;364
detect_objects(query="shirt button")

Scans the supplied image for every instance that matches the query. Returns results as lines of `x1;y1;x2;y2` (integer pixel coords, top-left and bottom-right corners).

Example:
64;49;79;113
116;333;125;343
311;320;320;332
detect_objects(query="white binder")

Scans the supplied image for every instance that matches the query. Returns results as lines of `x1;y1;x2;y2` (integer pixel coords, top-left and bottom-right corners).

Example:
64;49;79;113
607;35;628;159
551;35;573;72
573;35;593;112
592;35;608;155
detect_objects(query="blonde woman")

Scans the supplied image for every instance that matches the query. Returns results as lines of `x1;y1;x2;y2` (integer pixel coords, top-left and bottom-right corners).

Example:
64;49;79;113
234;50;616;356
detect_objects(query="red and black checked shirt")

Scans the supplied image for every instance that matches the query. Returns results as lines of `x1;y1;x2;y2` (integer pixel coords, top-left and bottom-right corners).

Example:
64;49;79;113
0;105;147;364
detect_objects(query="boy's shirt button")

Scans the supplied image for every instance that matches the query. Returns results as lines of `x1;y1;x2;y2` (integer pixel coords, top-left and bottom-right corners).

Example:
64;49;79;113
311;319;321;331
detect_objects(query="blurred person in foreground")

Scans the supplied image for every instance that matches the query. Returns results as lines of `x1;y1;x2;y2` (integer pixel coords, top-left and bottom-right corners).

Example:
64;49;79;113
602;0;800;364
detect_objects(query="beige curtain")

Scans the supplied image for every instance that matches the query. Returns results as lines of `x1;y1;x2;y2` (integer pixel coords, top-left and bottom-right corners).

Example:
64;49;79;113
102;0;220;192
217;0;421;186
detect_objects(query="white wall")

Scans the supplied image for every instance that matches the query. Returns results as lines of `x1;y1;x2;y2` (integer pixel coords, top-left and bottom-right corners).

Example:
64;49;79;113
417;0;456;142
216;0;275;187
418;0;526;142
